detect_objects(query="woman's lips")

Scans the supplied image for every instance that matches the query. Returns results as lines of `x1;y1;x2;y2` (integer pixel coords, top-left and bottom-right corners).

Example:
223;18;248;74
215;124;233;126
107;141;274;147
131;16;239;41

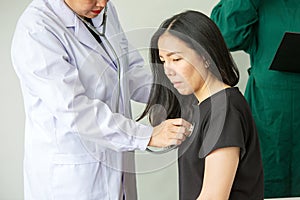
91;10;101;14
172;82;182;88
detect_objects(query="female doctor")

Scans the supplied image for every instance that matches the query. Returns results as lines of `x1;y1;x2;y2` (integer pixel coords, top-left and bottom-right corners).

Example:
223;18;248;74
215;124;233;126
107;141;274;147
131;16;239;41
11;0;191;199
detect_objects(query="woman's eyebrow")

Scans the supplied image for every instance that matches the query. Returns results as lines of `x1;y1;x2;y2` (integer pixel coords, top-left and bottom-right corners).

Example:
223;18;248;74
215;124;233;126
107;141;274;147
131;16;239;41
166;51;182;56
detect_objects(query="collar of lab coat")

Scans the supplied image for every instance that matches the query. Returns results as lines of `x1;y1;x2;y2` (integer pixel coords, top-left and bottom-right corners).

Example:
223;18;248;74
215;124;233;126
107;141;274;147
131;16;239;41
50;0;105;28
50;0;106;52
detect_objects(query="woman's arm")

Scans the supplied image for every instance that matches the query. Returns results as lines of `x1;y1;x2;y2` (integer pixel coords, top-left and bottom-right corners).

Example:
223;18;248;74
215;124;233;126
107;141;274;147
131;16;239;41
197;147;240;200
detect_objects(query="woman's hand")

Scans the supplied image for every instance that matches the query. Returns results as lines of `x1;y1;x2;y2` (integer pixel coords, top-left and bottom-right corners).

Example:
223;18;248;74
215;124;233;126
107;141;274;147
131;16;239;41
148;118;192;147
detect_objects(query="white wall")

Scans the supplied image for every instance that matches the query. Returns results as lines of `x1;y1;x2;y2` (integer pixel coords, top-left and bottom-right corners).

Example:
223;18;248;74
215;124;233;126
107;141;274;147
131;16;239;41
0;0;249;199
0;0;31;199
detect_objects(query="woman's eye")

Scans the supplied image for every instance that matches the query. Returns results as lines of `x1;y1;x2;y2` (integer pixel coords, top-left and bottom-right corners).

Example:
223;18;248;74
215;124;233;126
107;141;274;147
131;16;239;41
173;58;182;62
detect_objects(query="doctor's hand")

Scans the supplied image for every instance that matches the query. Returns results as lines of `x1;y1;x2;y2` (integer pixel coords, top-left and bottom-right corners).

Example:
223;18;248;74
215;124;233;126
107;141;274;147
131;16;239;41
148;118;192;148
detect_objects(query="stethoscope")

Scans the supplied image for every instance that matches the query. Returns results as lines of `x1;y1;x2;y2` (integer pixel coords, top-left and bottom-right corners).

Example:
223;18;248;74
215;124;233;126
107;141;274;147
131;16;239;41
146;123;195;154
77;6;196;154
76;6;121;112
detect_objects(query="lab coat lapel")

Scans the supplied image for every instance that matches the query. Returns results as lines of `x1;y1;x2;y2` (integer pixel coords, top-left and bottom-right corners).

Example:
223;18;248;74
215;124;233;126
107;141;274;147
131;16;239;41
75;19;119;71
51;0;119;71
75;21;101;52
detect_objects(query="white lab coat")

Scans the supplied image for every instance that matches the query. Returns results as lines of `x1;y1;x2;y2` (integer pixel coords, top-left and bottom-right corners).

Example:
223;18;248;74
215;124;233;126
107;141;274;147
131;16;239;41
11;0;153;199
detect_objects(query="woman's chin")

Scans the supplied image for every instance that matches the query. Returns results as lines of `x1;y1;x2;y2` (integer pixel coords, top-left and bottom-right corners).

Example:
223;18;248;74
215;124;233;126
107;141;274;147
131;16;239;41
177;89;193;96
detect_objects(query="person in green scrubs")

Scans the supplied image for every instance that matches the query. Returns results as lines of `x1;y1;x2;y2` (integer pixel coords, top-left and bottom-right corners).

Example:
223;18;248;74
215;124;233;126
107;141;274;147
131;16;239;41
211;0;300;198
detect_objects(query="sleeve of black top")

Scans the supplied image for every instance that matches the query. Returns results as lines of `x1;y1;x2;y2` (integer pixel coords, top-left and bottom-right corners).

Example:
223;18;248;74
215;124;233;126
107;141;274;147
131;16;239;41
198;106;246;160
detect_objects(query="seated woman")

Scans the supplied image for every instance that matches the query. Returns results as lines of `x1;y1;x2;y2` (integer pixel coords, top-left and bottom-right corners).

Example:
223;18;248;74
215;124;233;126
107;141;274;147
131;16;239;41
139;10;264;200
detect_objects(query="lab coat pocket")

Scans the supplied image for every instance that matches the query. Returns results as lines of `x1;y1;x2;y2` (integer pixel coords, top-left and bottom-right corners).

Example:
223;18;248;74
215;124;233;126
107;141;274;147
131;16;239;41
51;153;109;200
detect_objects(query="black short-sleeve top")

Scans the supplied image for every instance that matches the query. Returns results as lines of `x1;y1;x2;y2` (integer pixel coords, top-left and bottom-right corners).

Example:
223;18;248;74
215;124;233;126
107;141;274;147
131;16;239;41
178;87;264;200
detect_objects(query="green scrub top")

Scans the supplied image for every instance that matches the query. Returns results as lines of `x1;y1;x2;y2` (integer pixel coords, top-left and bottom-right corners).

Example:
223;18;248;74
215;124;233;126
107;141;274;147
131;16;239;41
211;0;300;198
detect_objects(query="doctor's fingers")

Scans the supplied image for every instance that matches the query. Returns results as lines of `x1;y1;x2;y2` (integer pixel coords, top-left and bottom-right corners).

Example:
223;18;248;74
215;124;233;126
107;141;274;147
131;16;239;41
169;133;186;144
169;138;184;146
167;118;192;136
164;121;191;138
158;132;185;146
170;118;191;128
163;127;187;145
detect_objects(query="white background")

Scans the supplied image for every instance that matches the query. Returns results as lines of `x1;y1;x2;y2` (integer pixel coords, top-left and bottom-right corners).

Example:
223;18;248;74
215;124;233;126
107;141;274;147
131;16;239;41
0;0;250;199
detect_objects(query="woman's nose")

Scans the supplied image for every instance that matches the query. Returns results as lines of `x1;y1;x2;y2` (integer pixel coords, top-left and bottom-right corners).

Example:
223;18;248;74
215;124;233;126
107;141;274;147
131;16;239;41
164;63;175;76
96;0;108;7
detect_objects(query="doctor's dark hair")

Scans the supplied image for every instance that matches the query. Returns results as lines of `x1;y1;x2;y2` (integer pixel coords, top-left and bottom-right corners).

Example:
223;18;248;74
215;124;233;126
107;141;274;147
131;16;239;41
137;10;239;125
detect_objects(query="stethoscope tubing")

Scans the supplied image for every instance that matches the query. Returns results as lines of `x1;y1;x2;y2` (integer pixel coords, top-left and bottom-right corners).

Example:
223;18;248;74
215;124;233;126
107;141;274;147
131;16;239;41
76;6;121;112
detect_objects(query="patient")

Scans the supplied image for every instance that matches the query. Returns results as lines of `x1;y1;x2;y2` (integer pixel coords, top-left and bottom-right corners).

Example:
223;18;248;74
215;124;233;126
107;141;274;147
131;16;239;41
139;10;264;199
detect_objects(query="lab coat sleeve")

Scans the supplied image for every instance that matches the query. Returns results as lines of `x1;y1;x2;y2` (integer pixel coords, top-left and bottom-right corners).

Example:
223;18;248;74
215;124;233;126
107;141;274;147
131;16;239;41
210;0;260;53
126;46;152;104
11;22;152;152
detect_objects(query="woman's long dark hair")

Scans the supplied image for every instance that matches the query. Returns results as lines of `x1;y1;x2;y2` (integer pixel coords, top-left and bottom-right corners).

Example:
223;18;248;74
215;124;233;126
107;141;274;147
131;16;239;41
137;10;239;125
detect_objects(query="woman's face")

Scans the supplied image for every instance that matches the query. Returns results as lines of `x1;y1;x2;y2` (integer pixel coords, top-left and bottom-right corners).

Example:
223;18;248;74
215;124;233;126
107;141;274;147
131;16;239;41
158;32;208;96
64;0;108;18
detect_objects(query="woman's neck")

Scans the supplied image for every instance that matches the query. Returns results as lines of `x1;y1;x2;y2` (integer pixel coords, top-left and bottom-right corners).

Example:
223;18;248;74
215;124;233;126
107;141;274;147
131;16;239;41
194;74;230;105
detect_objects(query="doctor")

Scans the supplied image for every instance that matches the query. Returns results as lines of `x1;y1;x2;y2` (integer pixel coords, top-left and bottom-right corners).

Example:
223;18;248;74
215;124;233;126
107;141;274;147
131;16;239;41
11;0;191;199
